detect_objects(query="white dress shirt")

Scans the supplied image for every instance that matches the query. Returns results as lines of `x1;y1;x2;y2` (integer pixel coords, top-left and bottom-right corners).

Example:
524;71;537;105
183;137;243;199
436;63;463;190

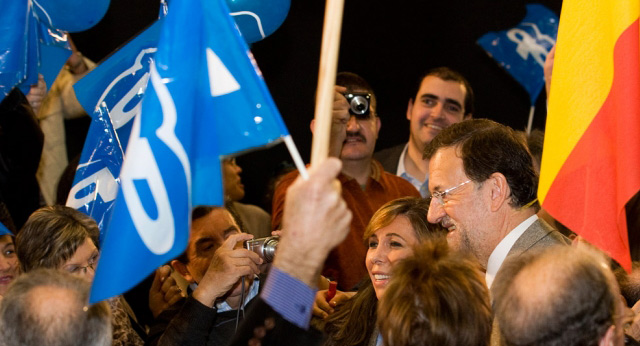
485;214;538;289
396;144;429;197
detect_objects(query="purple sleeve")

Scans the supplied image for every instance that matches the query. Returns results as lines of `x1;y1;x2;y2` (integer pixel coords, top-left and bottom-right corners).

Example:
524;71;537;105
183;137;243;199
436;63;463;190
260;266;316;329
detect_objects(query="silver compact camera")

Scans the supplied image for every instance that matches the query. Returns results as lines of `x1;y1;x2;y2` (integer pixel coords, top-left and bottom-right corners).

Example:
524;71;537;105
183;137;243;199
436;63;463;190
343;92;372;119
245;236;279;263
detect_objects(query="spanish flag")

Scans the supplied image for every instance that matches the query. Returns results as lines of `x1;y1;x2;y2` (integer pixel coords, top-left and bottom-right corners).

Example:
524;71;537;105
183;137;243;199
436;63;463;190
539;1;640;270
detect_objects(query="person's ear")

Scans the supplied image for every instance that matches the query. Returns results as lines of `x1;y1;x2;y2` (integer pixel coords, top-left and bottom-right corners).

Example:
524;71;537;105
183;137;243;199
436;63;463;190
463;112;473;120
310;119;316;134
597;324;616;346
171;260;194;283
406;98;414;121
488;172;509;212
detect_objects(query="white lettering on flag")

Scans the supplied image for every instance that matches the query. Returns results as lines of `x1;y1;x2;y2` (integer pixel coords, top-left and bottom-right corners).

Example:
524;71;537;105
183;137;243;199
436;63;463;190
120;60;192;255
67;167;119;208
95;48;157;129
109;74;150;129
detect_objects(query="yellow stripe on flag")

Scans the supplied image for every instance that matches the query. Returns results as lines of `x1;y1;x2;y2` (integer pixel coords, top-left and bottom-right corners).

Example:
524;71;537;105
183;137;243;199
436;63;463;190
539;0;640;203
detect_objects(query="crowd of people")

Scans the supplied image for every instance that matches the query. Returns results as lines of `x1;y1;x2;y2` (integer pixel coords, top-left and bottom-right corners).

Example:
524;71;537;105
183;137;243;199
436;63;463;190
1;45;640;346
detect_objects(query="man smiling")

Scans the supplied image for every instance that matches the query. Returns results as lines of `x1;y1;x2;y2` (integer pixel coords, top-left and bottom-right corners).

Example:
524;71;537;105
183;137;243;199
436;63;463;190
424;119;569;288
375;67;474;197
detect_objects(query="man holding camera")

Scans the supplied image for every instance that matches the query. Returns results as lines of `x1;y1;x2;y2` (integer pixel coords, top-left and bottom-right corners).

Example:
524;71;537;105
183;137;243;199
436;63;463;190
271;72;419;291
147;205;266;346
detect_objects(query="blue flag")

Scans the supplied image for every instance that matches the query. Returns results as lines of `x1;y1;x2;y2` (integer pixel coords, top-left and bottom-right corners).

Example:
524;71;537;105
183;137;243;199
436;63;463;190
0;1;70;103
90;0;290;303
68;22;162;241
477;4;558;105
0;222;11;236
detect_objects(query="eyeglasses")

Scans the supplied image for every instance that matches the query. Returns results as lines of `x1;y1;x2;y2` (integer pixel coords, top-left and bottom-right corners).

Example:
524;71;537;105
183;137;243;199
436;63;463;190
64;253;99;275
430;179;472;205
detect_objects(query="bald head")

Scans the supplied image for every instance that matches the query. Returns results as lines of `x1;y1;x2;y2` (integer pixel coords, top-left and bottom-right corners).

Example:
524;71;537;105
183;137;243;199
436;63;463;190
0;269;111;346
492;246;623;346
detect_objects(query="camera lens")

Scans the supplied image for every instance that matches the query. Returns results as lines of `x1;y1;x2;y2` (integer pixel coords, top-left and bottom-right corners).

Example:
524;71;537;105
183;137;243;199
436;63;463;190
349;95;368;115
262;238;278;262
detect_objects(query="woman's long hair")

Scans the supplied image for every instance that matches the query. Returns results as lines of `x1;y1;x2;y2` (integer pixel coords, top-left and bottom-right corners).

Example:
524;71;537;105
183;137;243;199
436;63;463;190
322;197;446;346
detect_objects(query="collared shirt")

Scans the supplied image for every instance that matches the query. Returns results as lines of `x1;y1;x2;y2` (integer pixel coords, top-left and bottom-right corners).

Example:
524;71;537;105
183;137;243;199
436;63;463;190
188;276;261;313
261;266;316;329
396;143;429;198
216;276;260;312
485;214;538;289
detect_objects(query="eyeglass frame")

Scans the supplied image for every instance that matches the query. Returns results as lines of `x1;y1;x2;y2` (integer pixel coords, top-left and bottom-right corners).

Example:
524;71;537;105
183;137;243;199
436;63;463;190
63;252;99;275
429;179;472;205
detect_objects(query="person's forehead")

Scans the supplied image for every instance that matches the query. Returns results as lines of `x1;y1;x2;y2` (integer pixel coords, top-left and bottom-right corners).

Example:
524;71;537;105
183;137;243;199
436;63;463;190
417;75;466;101
374;216;416;240
0;235;13;246
428;146;467;190
189;209;237;243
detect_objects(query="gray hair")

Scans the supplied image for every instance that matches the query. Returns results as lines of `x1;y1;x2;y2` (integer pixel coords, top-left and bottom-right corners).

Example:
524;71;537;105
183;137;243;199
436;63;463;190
0;268;111;346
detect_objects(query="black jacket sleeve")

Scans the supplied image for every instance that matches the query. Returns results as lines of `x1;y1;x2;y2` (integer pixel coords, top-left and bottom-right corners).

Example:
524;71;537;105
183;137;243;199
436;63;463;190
228;298;324;346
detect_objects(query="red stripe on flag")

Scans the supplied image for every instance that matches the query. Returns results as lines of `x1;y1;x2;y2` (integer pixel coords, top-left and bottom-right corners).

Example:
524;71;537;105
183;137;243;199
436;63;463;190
544;19;640;270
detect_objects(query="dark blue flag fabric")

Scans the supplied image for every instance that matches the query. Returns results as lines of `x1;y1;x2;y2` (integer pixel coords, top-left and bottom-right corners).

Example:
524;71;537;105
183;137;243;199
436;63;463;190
68;21;162;241
0;0;70;103
90;0;289;303
477;4;558;105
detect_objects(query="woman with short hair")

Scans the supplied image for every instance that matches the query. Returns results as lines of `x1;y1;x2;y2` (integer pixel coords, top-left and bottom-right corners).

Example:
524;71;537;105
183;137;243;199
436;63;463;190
16;205;144;346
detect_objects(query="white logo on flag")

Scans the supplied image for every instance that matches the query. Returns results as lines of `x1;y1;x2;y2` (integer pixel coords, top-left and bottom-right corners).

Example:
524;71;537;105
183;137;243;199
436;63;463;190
507;23;555;67
120;61;191;255
95;48;157;129
206;48;241;96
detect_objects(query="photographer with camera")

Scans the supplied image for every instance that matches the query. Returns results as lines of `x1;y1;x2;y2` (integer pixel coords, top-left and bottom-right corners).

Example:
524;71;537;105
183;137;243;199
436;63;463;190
146;204;268;346
272;72;419;291
148;158;352;346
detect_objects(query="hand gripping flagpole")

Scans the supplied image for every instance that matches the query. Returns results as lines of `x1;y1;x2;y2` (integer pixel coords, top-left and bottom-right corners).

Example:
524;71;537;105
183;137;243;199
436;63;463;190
310;0;345;169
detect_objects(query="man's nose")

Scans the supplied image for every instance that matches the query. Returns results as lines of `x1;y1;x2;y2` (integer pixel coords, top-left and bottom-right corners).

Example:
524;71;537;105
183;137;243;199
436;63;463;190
429;103;445;119
427;197;446;224
346;115;360;132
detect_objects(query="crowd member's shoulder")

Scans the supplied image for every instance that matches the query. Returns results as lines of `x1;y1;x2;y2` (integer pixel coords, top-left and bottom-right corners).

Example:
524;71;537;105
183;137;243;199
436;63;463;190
373;160;420;197
535;217;572;246
271;168;303;231
373;143;405;174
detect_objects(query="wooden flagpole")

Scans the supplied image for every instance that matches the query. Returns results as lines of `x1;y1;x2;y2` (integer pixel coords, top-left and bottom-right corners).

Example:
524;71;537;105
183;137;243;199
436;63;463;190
310;0;345;167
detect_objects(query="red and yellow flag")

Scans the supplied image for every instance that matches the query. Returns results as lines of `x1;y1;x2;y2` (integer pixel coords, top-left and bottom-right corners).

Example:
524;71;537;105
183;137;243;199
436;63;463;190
539;0;640;270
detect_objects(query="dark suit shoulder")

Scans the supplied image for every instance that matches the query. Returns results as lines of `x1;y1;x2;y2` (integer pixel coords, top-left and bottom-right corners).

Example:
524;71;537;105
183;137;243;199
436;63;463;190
373;144;405;174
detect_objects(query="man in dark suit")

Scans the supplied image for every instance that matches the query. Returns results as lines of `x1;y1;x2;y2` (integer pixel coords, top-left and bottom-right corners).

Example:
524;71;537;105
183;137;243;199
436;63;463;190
374;67;474;197
424;119;569;289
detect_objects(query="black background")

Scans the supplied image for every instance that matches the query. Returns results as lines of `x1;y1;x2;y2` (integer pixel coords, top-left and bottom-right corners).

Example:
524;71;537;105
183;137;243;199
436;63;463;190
71;0;563;210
